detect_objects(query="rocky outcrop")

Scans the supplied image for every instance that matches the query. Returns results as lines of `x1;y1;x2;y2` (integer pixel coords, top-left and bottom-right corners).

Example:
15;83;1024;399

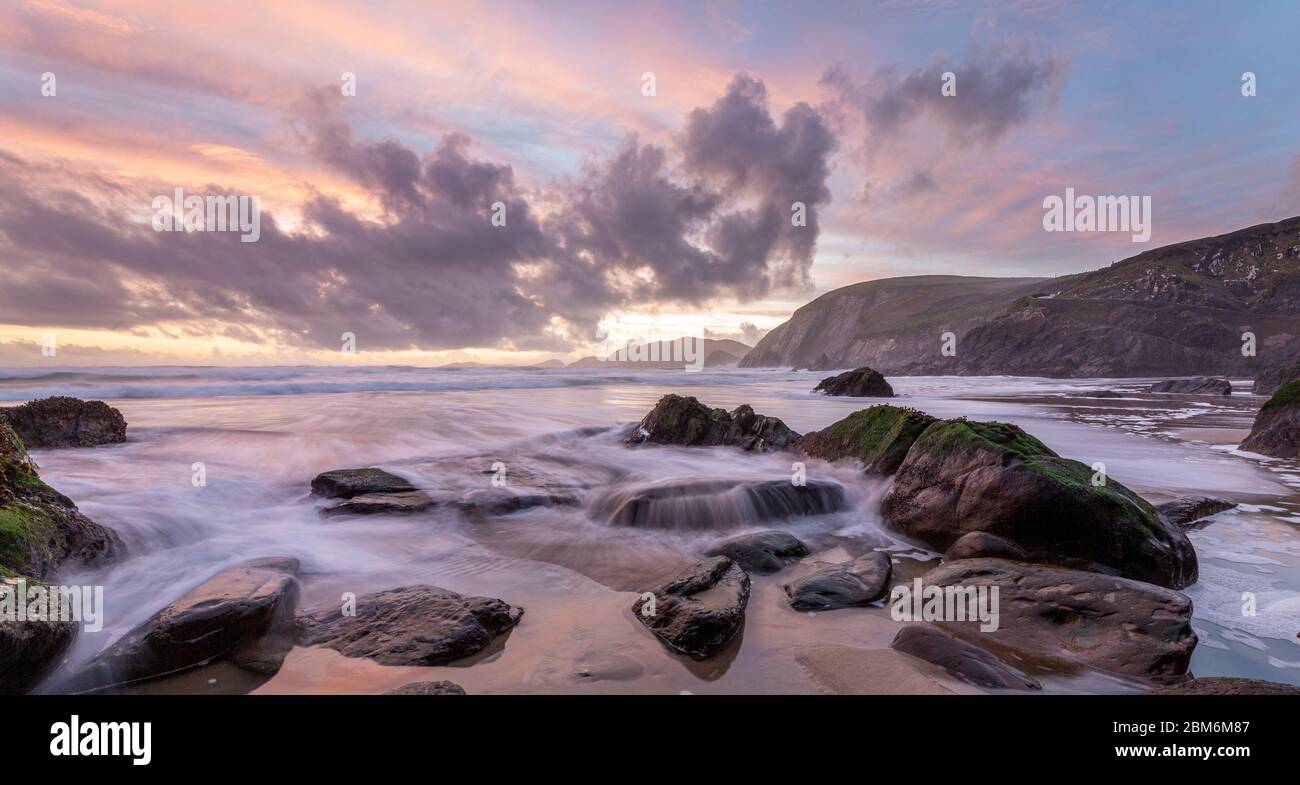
1149;377;1232;395
298;585;522;666
942;532;1028;562
1;397;127;448
881;418;1197;589
924;559;1197;680
625;395;798;452
311;468;417;499
1147;677;1300;695
783;551;892;611
80;557;301;688
632;557;749;658
813;367;894;397
703;530;809;574
385;680;467;695
794;405;936;475
0;580;79;694
1240;378;1300;458
890;624;1040;690
591;478;845;531
1253;362;1300;396
1156;496;1237;528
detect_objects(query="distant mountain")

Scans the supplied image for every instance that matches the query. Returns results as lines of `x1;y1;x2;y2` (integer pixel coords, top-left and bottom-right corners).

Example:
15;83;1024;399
568;338;752;368
742;216;1300;378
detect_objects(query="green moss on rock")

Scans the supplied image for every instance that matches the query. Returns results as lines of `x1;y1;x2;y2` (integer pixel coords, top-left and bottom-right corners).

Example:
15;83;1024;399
1262;377;1300;410
795;405;936;474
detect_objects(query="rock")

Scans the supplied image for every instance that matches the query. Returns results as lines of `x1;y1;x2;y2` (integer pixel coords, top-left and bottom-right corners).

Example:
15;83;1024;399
1;397;127;448
890;624;1040;690
943;532;1028;562
0;421;123;581
298;585;522;666
632;556;749;658
1149;377;1233;395
881;417;1197;589
385;680;467;695
806;353;839;372
924;559;1197;679
456;488;578;516
321;491;436;517
813;367;894;397
1253;363;1300;396
1156;496;1237;528
783;551;892;611
625;394;799;452
0;580;79;694
81;557;301;687
703;530;809;574
591;478;845;530
795;405;936;475
1147;677;1300;695
1240;378;1300;458
310;468;416;499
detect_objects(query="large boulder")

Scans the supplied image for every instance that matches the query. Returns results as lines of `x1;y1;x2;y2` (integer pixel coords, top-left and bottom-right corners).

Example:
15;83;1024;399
1240;378;1300;458
0;579;79;694
813;367;894;397
890;624;1040;690
1149;377;1232;395
1;397;127;448
1147;677;1300;695
795;405;936;475
1156;496;1237;528
625;395;798;452
298;585;522;666
632;556;750;658
923;559;1197;680
591;478;845;531
79;557;301;688
0;421;122;581
310;468;417;499
703;530;809;574
1253;363;1300;396
783;551;892;611
881;418;1197;589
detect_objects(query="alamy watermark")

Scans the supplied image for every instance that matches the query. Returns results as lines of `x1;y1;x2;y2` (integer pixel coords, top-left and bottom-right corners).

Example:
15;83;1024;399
1043;187;1151;243
152;187;261;242
890;578;1000;632
1;577;104;631
594;323;706;372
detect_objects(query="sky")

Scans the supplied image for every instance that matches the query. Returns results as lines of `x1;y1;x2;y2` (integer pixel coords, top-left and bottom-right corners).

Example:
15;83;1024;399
0;0;1297;366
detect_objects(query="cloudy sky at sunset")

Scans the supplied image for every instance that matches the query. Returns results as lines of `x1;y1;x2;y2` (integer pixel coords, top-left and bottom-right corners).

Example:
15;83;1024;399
1;0;1297;366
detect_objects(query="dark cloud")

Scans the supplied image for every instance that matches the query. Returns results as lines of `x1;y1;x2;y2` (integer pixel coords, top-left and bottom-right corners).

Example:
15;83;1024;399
0;75;835;352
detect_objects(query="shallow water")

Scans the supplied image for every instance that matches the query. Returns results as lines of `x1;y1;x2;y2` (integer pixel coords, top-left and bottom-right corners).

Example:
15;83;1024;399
4;366;1298;693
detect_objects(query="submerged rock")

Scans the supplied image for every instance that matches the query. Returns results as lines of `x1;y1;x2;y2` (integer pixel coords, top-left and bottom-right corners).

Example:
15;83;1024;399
298;585;522;666
320;491;436;517
813;367;894;397
456;487;578;516
1;396;127;449
881;417;1197;589
1147;677;1300;695
626;394;798;452
632;556;750;658
0;580;79;694
1240;378;1300;458
591;478;845;531
795;405;936;475
783;551;892;611
385;680;467;695
80;557;301;688
1149;377;1232;395
924;559;1197;680
310;468;417;499
943;532;1028;562
890;624;1040;690
1156;496;1237;528
704;530;809;574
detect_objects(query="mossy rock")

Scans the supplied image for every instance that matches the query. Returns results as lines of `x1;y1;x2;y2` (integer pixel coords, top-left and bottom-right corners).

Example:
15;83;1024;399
882;418;1197;589
795;405;936;474
1262;377;1300;410
1240;377;1300;457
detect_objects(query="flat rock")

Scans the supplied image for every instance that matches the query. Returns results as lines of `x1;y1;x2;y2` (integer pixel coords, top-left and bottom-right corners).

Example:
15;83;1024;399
784;551;892;611
813;367;894;397
80;557;300;687
310;468;417;499
632;556;750;658
1156;496;1237;528
1149;377;1232;395
385;680;467;695
891;624;1039;690
924;558;1197;680
456;487;578;516
1;396;127;448
943;532;1028;562
321;491;435;517
704;530;809;574
298;585;522;666
1147;677;1300;695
